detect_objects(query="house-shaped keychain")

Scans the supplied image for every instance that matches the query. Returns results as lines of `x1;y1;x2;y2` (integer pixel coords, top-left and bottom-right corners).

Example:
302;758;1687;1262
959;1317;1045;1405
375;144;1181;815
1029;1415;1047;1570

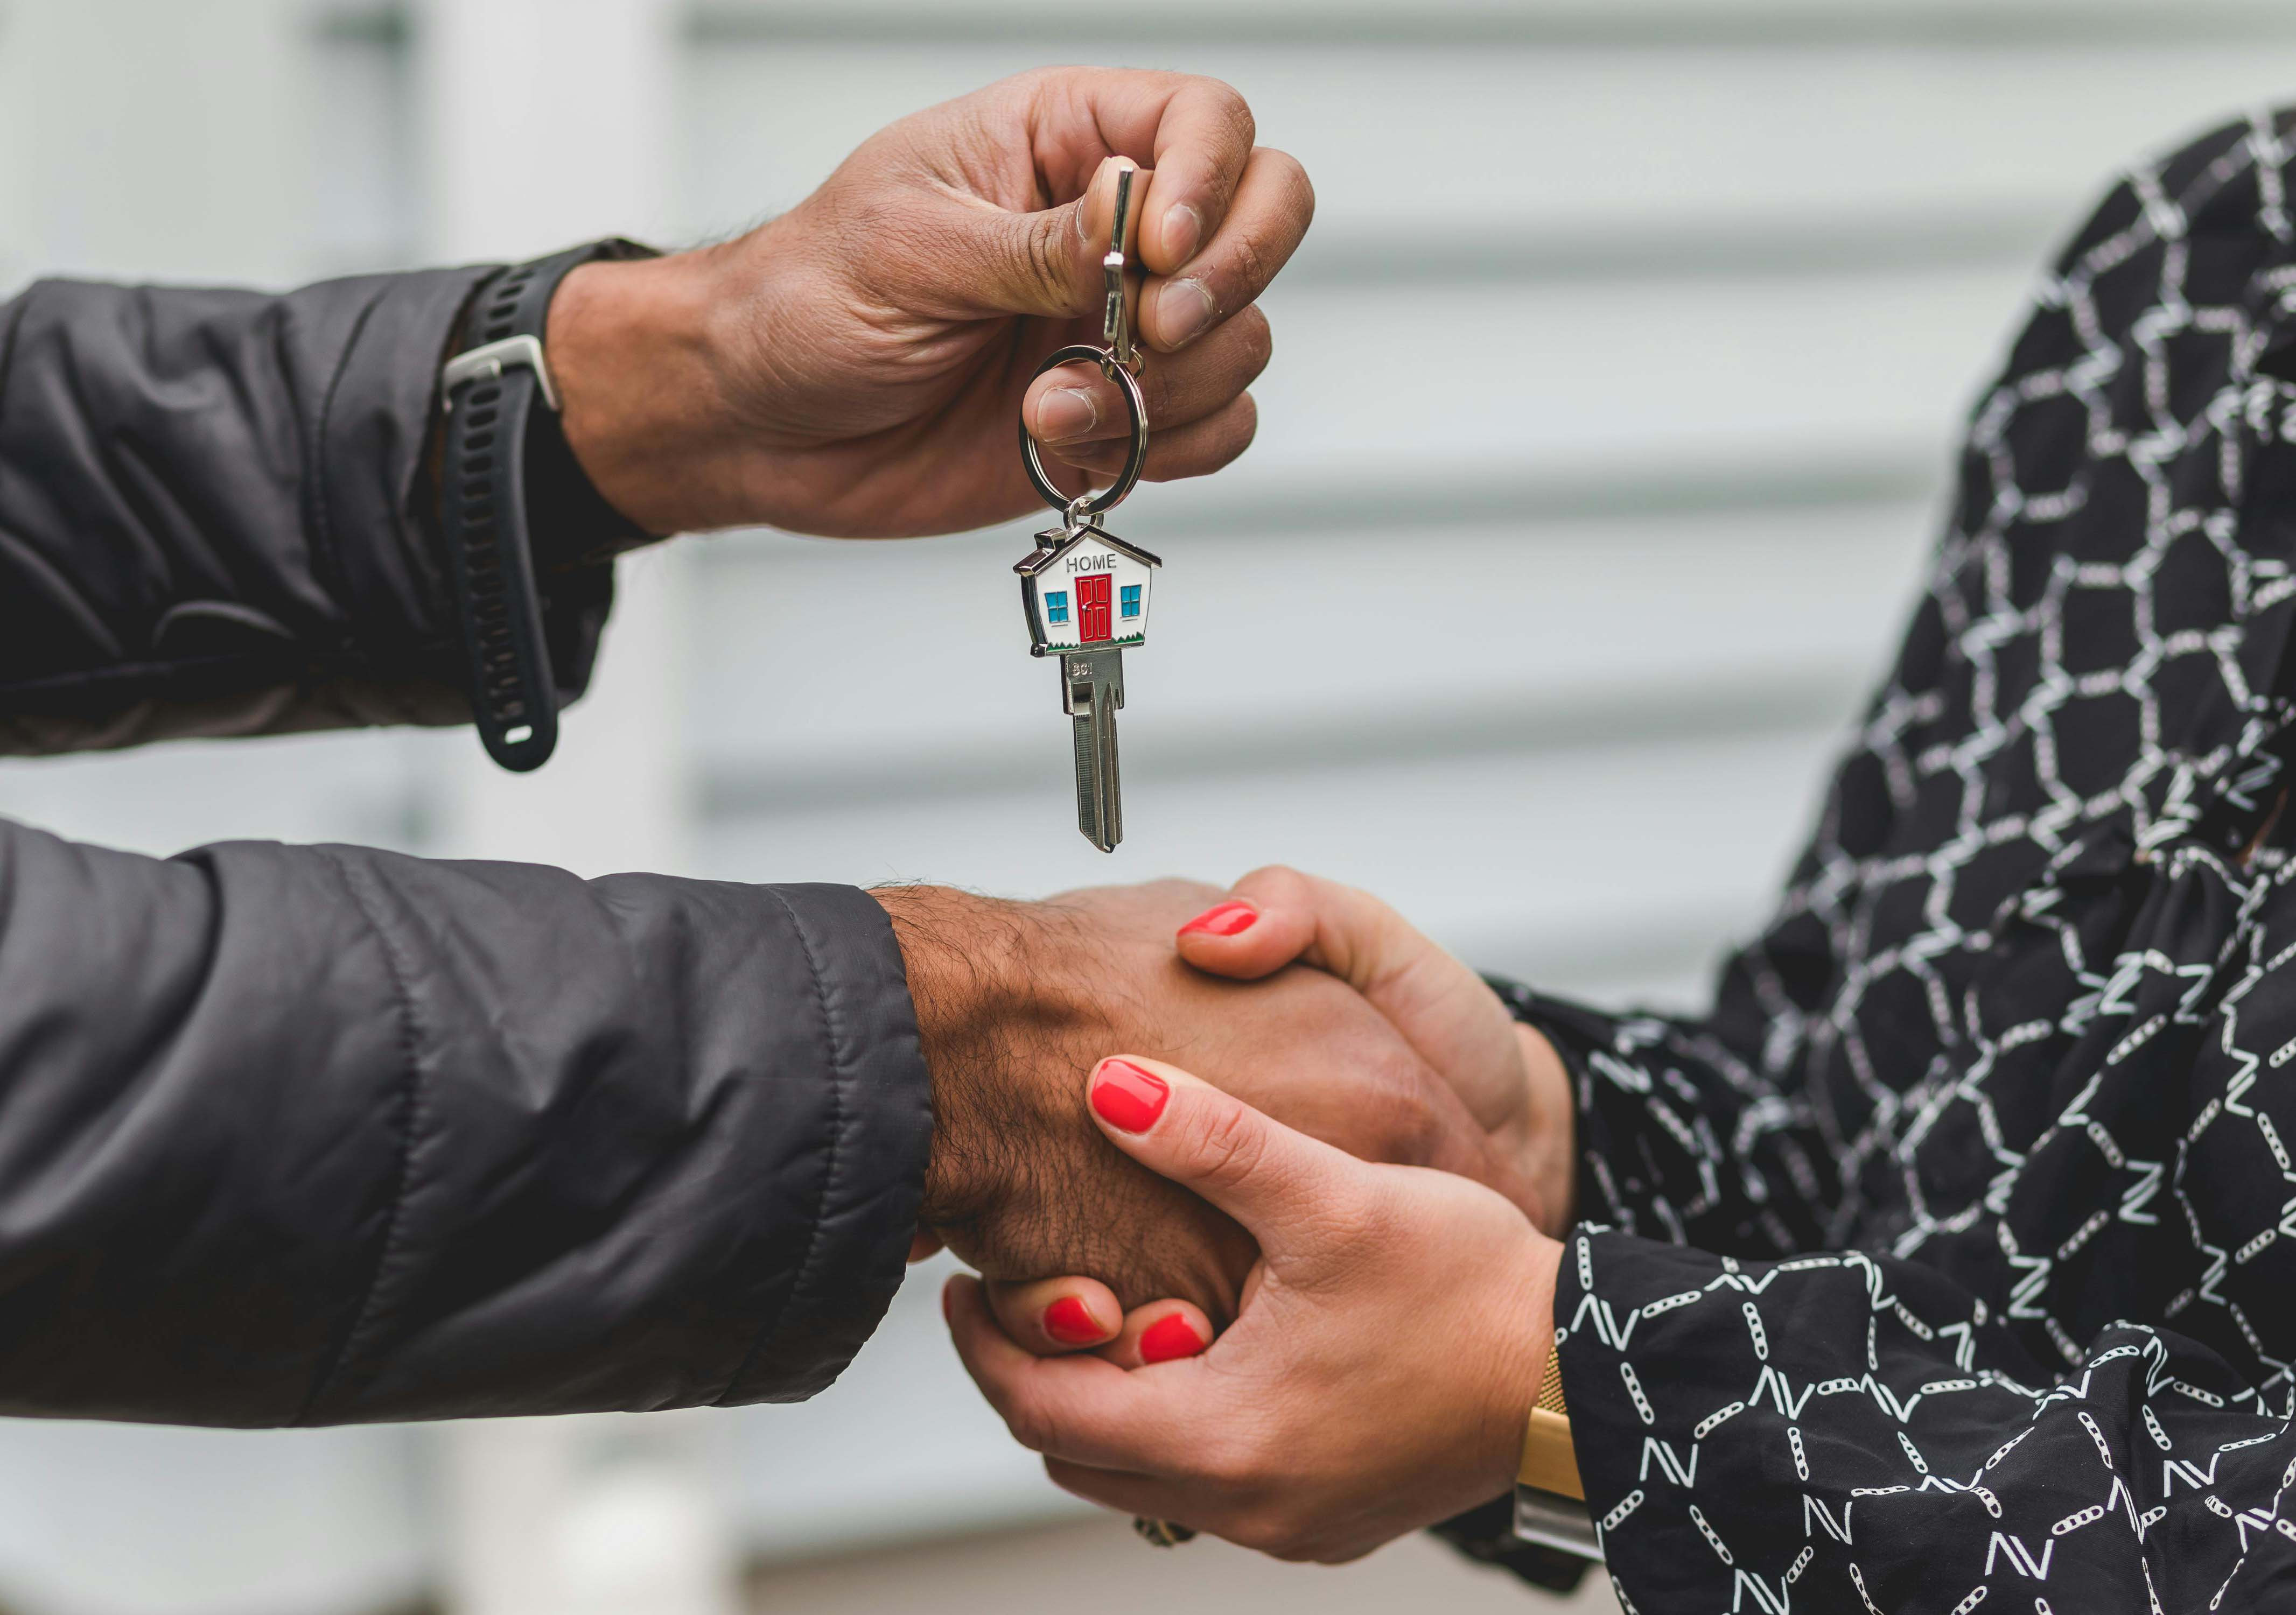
1015;524;1161;657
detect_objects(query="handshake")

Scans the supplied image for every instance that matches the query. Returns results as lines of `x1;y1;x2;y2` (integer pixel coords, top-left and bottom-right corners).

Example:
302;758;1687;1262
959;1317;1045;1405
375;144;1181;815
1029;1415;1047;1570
878;870;1577;1562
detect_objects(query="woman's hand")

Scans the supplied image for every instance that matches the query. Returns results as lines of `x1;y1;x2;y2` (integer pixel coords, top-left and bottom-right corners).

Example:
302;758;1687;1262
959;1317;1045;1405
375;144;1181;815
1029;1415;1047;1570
948;1056;1563;1564
548;68;1309;538
1174;866;1576;1237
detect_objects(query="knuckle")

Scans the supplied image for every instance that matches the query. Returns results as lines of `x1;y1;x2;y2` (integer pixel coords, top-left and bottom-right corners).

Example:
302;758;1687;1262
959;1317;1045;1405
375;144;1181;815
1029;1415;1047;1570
1190;1099;1271;1192
1237;863;1308;905
1262;148;1317;226
1024;217;1075;311
1223;229;1273;302
1192;419;1256;478
1217;395;1259;464
1144;363;1179;422
1236;307;1274;382
1197;78;1256;151
1369;1064;1445;1168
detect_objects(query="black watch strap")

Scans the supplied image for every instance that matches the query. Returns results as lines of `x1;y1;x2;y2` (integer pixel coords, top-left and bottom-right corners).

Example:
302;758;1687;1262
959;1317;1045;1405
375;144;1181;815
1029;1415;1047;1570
439;238;653;773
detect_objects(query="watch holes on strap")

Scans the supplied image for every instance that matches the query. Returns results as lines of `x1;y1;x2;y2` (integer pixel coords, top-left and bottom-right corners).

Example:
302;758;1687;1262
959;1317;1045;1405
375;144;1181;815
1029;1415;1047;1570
480;266;535;346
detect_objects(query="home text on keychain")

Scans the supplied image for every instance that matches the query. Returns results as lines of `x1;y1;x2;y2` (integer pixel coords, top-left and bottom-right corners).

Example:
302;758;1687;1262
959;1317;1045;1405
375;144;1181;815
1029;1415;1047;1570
1014;167;1161;853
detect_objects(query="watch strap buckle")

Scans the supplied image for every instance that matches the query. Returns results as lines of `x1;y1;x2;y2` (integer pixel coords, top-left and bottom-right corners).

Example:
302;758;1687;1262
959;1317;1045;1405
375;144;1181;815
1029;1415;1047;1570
443;334;559;413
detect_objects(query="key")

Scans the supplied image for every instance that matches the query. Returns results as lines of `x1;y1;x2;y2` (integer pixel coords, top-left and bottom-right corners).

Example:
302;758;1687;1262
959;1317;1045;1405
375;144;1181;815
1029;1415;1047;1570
1062;647;1125;851
1016;519;1161;853
1010;167;1161;850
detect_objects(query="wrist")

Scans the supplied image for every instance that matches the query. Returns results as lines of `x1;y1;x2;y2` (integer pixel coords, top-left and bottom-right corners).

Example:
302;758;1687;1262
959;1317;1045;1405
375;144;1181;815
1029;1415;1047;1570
1479;1230;1565;1497
872;886;1105;1226
546;249;751;535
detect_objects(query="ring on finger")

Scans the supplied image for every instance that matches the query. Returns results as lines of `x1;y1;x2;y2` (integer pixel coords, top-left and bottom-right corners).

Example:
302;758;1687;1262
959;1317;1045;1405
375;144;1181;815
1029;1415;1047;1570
1133;1516;1198;1549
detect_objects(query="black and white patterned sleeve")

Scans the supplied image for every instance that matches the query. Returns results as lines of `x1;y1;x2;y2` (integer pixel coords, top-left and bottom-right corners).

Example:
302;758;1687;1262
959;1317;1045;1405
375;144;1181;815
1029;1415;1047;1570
1555;1228;2296;1613
1499;985;1837;1261
1437;111;2296;1605
1520;958;2296;1612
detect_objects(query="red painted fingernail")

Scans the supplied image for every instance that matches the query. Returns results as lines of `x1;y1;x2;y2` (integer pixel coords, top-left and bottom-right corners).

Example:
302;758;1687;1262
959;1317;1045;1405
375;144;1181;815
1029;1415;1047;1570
1139;1314;1206;1364
1044;1296;1103;1345
1090;1059;1170;1133
1179;900;1258;938
941;1281;956;1324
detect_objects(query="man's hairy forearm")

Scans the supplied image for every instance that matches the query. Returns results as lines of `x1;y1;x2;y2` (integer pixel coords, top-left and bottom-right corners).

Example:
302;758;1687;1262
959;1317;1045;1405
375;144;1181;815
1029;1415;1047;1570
871;885;1114;1228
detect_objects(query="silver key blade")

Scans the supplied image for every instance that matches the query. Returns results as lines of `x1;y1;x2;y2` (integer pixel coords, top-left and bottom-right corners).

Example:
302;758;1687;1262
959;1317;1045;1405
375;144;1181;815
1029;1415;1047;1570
1073;687;1121;851
1061;650;1125;853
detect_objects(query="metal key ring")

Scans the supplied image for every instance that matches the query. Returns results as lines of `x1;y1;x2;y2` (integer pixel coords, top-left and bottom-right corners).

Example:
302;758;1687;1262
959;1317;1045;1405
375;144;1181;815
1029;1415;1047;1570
1019;343;1150;522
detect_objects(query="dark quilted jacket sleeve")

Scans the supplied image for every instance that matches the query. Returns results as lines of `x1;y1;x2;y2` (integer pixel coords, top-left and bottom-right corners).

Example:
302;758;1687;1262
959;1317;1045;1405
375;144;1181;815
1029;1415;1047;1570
0;268;935;1422
0;270;617;752
0;818;933;1424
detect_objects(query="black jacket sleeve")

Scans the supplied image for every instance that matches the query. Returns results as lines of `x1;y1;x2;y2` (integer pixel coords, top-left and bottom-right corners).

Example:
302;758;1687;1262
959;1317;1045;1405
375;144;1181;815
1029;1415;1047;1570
0;817;933;1424
0;269;617;752
0;268;936;1422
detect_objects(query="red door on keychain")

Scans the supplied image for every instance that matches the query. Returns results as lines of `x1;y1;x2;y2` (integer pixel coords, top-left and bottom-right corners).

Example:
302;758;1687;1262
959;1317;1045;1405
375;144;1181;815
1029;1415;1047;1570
1077;574;1114;643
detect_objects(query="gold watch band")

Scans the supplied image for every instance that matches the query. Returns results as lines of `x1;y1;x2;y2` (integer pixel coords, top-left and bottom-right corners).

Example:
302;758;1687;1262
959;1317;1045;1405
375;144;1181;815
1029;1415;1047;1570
1517;1346;1583;1499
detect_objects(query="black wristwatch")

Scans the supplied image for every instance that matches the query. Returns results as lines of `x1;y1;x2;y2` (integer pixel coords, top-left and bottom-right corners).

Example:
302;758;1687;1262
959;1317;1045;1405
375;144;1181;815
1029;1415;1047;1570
438;238;656;772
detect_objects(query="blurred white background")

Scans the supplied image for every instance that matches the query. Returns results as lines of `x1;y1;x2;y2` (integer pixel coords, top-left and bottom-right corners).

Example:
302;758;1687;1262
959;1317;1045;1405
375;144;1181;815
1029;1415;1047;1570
4;1;2296;1611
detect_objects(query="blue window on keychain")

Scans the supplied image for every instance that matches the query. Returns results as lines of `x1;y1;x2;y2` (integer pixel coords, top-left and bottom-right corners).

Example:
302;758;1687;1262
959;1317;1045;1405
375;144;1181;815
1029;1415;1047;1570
1120;585;1141;620
1046;591;1069;624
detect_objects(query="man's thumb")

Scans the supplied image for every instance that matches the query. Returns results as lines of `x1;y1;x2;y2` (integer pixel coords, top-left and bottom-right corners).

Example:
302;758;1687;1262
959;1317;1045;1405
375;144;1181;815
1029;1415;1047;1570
1085;1056;1356;1255
963;156;1142;319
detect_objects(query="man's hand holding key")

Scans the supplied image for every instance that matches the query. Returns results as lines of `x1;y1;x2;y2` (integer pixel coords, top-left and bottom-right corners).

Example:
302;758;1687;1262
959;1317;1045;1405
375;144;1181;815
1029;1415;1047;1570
541;67;1310;542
